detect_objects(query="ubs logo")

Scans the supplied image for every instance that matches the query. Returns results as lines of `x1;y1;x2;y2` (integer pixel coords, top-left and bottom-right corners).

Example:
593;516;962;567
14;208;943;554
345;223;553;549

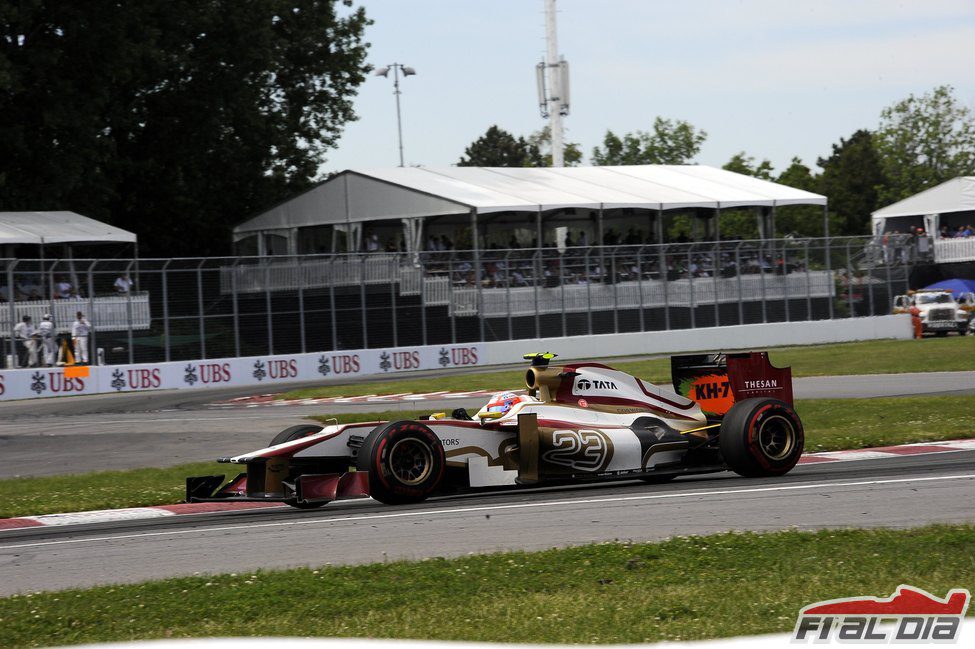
576;378;618;391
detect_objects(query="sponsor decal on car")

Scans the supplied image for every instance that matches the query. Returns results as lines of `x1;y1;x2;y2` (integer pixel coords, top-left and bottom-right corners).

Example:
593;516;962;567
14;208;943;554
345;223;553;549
679;373;734;415
793;584;970;643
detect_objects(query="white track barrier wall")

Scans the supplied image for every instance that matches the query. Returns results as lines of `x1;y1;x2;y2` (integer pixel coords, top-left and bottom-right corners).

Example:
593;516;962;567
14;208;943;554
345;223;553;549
0;315;912;401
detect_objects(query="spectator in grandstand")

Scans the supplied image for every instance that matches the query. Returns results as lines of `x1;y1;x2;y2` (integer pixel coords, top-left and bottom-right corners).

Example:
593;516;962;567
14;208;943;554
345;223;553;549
365;233;380;252
72;311;91;364
439;234;453;250
13;314;37;367
54;276;72;299
939;225;951;239
114;272;133;294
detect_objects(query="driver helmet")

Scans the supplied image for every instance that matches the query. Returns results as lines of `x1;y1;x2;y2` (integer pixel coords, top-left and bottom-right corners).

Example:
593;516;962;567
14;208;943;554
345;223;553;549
476;391;533;419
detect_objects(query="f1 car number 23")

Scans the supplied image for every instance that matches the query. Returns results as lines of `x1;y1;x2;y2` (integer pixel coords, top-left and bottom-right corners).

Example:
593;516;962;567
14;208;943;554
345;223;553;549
542;429;612;472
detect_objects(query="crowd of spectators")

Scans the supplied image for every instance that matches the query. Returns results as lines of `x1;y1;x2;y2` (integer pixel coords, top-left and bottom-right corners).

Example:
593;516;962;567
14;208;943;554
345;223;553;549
938;224;975;238
0;273;135;303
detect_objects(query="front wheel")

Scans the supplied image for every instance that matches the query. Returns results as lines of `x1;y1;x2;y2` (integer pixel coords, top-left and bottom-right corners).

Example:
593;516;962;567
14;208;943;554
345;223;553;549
356;420;445;505
720;398;804;478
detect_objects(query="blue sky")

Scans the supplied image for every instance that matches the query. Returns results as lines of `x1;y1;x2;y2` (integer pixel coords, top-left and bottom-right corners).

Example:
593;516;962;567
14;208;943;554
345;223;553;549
324;0;975;176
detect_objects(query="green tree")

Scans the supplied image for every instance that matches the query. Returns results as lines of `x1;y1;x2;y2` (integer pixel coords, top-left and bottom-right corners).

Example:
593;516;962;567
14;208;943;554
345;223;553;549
591;117;706;165
527;126;583;166
0;0;371;257
722;152;774;180
716;152;774;239
874;85;975;204
457;125;544;167
818;130;886;236
775;157;825;238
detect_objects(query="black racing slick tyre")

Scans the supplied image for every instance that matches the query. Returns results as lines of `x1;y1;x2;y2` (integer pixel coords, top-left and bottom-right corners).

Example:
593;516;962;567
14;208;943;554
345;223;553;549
269;424;321;447
356;420;445;505
719;398;804;478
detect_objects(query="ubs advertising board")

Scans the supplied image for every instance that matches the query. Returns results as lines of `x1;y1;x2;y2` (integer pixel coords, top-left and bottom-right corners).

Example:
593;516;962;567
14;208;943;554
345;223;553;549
0;344;482;401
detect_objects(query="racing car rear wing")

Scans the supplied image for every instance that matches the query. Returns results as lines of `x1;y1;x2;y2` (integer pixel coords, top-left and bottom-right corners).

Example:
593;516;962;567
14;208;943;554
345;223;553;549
671;351;794;417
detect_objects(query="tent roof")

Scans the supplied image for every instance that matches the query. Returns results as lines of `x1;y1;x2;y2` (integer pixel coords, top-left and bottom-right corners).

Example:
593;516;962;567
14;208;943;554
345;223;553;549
872;177;975;220
234;165;826;236
921;278;975;296
0;211;137;245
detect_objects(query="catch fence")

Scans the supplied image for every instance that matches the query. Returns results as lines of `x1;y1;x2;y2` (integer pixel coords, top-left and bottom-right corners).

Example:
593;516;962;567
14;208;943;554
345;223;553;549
1;235;923;367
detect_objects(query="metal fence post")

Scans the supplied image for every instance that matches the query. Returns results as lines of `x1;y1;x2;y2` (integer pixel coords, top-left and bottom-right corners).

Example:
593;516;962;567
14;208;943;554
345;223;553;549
229;259;240;357
584;247;592;335
533;249;541;339
198;259;208;359
687;246;695;329
329;257;338;350
87;261;96;363
804;240;812;319
125;259;134;364
358;254;368;349
6;260;17;366
712;242;720;326
297;256;306;353
636;245;645;332
845;239;854;318
504;250;513;340
390;255;398;348
759;242;768;323
824;206;834;319
735;242;744;325
419;253;428;346
661;243;670;330
782;241;791;323
448;255;457;344
162;260;172;362
559;252;566;337
611;247;619;333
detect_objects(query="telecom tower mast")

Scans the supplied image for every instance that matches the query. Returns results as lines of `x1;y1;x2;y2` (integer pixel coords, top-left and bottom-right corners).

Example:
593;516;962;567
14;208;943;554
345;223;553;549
536;0;570;166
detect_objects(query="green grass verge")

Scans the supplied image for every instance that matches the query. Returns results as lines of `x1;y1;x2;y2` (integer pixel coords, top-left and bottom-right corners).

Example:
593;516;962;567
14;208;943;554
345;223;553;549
2;525;973;647
281;336;975;400
2;396;973;520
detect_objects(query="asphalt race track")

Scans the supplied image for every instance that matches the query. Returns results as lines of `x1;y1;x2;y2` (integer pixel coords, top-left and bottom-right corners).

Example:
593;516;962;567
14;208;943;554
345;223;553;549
1;368;974;596
2;370;974;478
1;451;974;595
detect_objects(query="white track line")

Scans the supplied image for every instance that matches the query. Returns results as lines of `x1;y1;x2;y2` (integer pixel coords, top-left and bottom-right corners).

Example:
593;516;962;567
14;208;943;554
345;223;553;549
4;473;973;551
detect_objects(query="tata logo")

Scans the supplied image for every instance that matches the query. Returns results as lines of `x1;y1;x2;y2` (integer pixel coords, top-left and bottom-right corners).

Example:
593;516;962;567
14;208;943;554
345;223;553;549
576;378;617;391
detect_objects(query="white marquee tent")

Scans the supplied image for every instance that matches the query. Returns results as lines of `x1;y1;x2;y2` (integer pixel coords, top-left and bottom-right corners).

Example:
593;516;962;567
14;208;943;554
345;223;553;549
0;211;137;246
234;165;827;254
871;176;975;235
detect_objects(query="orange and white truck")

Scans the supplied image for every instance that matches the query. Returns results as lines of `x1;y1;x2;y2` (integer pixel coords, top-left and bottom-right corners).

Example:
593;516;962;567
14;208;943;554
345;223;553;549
893;289;974;336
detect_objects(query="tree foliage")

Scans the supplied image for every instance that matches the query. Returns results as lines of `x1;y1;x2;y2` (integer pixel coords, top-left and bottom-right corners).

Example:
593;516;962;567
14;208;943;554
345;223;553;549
0;0;371;256
874;85;975;204
457;125;544;167
817;129;886;236
526;125;583;167
591;117;706;165
722;152;774;180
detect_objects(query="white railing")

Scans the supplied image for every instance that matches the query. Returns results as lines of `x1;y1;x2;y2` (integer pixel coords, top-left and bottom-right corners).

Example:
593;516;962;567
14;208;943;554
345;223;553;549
220;255;402;293
2;293;152;333
450;272;834;318
933;237;975;263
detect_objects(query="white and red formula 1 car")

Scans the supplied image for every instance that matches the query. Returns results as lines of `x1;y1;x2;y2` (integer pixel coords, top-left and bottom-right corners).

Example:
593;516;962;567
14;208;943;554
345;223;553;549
187;351;804;509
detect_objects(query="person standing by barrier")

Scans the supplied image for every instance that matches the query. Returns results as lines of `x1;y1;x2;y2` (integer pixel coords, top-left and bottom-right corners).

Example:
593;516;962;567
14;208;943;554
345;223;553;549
72;311;91;364
13;314;37;367
38;314;56;366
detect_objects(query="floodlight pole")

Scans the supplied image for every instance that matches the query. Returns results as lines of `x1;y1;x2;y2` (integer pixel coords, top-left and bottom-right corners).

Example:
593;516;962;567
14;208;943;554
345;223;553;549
376;63;416;167
545;0;563;167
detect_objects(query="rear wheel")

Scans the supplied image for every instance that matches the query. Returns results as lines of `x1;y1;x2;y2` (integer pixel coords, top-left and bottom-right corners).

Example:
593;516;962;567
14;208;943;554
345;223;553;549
719;398;803;478
356;420;445;505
